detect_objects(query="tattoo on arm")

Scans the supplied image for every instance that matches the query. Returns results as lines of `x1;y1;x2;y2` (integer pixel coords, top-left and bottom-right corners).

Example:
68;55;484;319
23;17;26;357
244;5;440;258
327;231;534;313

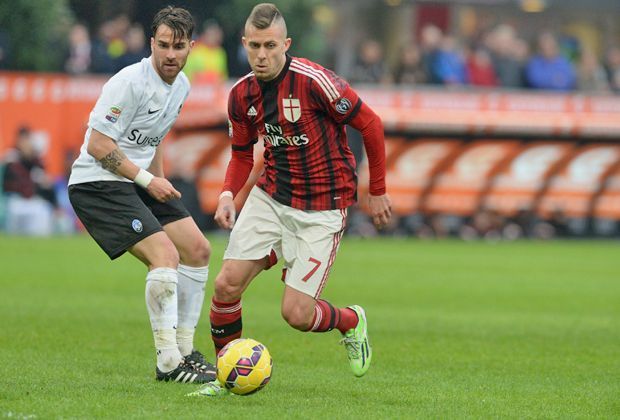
100;149;125;173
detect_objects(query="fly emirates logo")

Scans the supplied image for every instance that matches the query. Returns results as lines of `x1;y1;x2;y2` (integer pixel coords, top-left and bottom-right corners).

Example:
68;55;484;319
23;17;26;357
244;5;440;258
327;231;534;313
264;123;309;147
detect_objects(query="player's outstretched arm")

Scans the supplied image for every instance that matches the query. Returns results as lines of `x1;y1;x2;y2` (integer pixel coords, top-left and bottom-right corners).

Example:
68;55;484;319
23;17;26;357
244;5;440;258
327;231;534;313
87;128;181;202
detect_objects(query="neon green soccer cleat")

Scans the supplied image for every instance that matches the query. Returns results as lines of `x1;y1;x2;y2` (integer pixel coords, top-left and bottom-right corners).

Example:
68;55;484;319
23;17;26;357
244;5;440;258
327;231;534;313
340;305;372;377
186;379;231;397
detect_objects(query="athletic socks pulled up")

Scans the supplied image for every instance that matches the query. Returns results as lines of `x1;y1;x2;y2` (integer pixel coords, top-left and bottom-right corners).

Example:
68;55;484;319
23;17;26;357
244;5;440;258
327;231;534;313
309;299;358;334
176;264;209;356
145;267;182;372
210;298;242;357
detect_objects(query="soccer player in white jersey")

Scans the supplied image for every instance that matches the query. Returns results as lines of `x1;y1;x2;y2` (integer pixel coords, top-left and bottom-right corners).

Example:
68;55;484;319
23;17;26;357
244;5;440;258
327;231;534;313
68;6;215;384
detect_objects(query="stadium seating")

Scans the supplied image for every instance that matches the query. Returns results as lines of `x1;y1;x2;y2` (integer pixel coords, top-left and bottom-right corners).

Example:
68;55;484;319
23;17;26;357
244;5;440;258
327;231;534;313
422;140;522;216
481;141;576;216
535;143;620;234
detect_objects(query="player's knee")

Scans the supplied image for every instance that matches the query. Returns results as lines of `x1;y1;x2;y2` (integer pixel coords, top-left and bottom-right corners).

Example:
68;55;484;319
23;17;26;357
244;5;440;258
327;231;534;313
183;237;212;266
153;240;180;268
282;306;313;331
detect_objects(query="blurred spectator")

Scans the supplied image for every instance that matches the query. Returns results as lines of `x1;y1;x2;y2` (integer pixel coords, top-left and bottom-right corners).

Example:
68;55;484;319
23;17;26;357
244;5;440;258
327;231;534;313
90;20;116;73
433;36;468;85
348;39;392;85
64;23;92;75
459;208;504;241
107;14;130;59
485;24;526;88
577;48;610;92
183;20;228;83
2;127;57;236
466;47;497;86
393;45;426;85
525;32;576;91
115;24;149;71
228;29;251;78
604;46;620;93
419;24;443;84
90;15;131;74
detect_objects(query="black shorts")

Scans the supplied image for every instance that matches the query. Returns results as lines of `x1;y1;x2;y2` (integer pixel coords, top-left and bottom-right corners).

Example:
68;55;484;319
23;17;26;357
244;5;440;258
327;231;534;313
68;181;190;259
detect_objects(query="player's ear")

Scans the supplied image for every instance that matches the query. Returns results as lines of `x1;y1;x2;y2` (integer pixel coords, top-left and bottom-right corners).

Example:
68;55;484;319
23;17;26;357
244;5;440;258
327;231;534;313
242;36;248;48
284;37;292;52
189;39;195;49
150;37;155;53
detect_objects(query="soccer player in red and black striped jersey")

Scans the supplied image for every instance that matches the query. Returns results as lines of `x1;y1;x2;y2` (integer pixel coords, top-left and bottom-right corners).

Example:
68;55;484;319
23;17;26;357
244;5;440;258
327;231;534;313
190;3;391;397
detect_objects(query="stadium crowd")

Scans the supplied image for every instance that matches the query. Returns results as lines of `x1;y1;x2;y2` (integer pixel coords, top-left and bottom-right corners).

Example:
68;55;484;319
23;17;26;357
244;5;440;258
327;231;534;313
60;14;620;93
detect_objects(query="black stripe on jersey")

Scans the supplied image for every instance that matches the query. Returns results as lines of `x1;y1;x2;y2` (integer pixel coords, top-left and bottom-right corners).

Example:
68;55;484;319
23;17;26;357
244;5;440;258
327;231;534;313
293;74;312;209
232;138;258;151
341;98;362;125
335;127;358;202
311;89;337;206
262;83;293;206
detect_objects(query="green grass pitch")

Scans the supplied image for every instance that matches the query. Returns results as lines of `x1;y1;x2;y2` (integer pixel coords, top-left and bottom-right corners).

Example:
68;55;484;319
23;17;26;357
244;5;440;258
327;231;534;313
0;235;618;418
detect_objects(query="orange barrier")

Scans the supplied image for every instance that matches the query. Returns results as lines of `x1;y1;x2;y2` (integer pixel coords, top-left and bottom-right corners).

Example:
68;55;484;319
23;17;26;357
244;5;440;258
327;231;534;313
423;140;522;216
536;144;620;218
592;162;620;220
371;138;462;215
0;72;106;177
355;88;620;139
481;142;576;216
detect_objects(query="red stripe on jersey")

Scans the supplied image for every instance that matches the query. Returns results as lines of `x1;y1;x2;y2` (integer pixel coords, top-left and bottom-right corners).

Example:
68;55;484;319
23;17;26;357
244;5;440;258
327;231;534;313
226;55;377;210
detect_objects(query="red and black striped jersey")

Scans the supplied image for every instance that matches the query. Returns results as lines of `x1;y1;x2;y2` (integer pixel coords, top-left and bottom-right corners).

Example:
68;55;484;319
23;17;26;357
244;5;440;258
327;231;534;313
226;55;382;211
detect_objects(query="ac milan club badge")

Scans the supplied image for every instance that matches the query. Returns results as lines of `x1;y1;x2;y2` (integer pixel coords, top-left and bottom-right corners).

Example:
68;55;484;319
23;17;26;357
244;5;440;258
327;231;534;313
282;98;301;122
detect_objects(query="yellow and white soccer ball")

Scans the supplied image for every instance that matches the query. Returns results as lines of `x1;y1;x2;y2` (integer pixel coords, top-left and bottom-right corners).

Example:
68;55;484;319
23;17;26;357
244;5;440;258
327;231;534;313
216;338;272;395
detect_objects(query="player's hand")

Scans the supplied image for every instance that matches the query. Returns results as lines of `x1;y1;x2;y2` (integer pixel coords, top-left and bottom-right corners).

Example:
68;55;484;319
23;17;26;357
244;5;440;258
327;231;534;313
145;177;182;202
215;196;236;229
368;193;392;230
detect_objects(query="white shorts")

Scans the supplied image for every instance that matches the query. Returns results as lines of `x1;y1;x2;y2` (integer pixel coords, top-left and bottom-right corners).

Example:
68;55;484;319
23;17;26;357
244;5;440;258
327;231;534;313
224;187;347;298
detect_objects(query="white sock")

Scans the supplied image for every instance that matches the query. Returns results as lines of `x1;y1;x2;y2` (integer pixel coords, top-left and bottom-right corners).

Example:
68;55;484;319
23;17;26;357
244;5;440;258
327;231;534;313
145;267;183;372
176;264;209;356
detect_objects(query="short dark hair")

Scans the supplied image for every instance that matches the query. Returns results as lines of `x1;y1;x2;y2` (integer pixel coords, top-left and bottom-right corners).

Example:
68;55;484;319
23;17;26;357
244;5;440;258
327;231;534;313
151;6;194;41
246;3;286;35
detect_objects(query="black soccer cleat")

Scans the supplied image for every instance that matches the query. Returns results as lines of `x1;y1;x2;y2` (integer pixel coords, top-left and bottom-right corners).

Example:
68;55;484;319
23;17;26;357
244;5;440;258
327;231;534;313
156;360;216;383
184;349;216;374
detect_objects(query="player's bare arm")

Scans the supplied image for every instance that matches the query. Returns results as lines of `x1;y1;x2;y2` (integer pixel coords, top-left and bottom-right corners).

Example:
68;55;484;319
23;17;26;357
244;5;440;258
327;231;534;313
100;148;125;173
148;145;165;177
87;128;180;202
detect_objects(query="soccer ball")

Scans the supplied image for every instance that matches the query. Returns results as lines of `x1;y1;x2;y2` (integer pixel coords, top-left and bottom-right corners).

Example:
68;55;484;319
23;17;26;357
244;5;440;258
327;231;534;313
216;338;272;395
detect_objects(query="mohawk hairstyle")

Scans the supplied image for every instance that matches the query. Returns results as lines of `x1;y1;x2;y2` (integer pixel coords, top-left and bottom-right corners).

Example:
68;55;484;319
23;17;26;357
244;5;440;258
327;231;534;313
246;3;287;36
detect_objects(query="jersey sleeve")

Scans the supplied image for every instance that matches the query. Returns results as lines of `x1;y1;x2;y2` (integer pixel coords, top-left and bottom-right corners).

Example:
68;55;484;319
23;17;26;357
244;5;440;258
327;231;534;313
310;69;362;125
223;86;258;195
227;88;258;150
89;77;141;141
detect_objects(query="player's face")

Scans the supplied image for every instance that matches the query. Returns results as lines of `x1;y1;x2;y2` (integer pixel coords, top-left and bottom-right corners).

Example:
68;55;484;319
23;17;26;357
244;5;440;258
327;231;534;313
243;23;291;81
150;24;194;84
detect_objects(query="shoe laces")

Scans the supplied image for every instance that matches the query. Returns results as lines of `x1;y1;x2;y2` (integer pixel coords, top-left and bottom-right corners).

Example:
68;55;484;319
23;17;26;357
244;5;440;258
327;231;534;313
340;336;361;358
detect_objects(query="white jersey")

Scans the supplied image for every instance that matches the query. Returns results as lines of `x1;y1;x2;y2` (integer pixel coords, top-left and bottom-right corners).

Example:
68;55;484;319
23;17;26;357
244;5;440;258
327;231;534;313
68;57;190;185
